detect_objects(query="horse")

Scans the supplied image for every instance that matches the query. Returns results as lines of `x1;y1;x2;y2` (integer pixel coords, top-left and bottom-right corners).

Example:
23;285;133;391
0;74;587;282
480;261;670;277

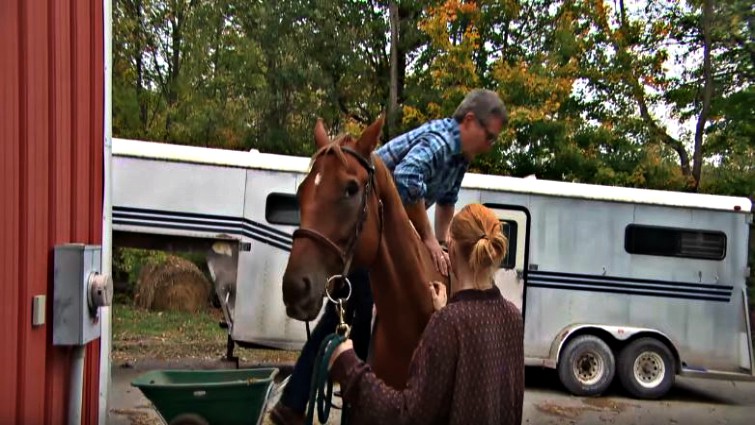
281;115;444;389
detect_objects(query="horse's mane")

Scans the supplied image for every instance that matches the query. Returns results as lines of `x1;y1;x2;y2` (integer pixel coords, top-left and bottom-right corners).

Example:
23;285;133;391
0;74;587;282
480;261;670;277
309;134;353;169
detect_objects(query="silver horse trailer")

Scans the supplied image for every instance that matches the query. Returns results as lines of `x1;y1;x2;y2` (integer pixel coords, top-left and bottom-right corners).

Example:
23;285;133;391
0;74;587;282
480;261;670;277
458;173;754;399
112;138;754;399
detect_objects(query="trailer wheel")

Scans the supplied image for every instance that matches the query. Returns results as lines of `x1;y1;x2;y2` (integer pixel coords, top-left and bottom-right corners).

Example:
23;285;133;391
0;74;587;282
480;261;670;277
557;335;615;396
617;337;675;399
169;413;210;425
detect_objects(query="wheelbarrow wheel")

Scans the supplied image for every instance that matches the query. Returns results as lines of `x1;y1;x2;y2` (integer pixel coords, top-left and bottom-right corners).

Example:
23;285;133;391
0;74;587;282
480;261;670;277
169;413;210;425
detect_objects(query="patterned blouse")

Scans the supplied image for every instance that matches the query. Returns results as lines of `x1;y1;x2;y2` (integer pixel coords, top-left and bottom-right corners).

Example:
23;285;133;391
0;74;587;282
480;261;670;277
331;285;524;425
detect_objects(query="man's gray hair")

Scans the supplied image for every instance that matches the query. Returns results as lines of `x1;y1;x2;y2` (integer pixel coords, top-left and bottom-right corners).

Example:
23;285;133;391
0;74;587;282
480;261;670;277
452;89;508;125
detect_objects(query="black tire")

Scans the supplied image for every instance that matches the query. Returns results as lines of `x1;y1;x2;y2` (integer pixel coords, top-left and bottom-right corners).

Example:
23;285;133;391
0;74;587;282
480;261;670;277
169;413;210;425
617;337;675;399
557;335;616;396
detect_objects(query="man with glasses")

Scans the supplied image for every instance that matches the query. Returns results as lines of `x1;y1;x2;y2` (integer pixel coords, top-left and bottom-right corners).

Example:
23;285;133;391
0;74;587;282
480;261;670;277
270;88;507;425
377;88;508;274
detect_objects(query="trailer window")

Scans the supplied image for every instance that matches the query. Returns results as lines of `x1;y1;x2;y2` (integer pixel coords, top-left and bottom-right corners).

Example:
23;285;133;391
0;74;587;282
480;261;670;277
624;224;726;260
266;193;300;225
499;220;518;269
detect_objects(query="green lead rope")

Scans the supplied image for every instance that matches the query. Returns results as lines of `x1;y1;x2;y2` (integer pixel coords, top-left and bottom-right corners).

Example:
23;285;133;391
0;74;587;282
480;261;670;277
305;332;350;425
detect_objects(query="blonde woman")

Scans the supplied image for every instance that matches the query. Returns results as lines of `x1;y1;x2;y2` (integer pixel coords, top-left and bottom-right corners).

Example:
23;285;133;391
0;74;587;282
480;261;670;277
329;203;524;425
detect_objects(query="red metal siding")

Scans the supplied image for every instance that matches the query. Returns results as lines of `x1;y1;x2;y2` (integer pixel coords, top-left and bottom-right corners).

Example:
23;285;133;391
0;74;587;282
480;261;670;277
0;0;104;424
1;0;22;421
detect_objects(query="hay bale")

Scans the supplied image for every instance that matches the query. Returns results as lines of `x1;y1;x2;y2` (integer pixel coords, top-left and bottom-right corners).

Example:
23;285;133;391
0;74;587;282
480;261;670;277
134;255;211;313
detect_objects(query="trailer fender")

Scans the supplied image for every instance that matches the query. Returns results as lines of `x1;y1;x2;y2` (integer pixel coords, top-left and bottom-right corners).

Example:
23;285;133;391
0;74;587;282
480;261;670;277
549;324;681;371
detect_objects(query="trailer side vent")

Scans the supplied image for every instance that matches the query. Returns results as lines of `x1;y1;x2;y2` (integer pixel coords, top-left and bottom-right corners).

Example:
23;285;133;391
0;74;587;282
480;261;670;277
624;224;726;261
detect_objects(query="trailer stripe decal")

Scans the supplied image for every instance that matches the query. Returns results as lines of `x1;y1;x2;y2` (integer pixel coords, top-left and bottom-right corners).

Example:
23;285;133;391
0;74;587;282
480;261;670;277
112;206;293;252
113;205;294;239
528;271;733;302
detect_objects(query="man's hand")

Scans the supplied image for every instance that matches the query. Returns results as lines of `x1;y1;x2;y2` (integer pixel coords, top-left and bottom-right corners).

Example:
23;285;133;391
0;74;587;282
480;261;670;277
329;339;354;371
424;237;450;277
429;281;447;311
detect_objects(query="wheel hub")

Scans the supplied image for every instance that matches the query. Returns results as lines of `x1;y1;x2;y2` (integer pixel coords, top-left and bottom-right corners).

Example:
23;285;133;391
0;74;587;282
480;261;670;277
633;351;665;388
574;352;604;385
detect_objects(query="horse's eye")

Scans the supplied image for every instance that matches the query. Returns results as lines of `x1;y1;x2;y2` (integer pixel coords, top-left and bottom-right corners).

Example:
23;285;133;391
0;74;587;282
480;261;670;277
345;181;359;198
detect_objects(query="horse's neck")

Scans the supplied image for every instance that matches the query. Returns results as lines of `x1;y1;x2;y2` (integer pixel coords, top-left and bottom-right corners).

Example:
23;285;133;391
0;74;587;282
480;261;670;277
370;160;437;321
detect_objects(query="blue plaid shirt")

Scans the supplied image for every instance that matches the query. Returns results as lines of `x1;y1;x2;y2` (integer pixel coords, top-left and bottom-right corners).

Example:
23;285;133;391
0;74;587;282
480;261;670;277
376;118;469;207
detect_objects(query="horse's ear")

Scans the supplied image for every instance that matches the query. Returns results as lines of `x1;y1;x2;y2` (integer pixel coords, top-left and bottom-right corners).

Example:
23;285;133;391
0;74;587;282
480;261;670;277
314;118;330;149
356;113;385;155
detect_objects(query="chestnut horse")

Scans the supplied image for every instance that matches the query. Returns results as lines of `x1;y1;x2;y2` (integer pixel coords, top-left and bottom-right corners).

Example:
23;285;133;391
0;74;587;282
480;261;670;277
281;115;443;389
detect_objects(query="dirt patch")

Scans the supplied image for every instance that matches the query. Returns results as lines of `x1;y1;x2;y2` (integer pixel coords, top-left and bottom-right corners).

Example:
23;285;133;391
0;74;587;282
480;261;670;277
113;340;299;366
134;255;211;313
535;398;641;421
112;337;229;363
582;397;639;413
110;408;160;425
535;402;601;419
535;403;596;419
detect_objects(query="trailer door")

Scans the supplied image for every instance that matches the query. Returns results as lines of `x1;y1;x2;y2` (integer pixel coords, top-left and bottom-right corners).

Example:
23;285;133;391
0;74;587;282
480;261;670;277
485;205;530;314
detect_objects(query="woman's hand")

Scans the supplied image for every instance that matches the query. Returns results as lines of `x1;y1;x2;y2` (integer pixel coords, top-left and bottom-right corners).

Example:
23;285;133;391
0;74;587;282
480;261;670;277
329;339;354;370
429;281;447;311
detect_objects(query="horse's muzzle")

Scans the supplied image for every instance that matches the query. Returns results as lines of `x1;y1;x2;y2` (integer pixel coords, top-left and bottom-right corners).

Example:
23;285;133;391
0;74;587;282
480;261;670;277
282;274;324;321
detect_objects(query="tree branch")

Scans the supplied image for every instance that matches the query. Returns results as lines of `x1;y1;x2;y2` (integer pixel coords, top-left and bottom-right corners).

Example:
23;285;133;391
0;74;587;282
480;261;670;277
611;0;691;181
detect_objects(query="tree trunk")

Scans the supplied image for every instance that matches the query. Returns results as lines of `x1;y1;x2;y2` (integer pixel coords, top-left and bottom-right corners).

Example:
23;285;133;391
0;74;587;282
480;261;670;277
397;3;424;104
693;0;714;190
134;0;147;132
166;11;182;137
388;1;399;139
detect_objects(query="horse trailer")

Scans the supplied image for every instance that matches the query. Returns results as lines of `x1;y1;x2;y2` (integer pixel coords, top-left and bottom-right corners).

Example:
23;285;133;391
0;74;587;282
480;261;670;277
112;137;754;399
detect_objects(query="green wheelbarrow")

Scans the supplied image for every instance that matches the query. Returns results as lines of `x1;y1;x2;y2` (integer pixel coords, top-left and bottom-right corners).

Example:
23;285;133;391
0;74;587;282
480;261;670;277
131;368;279;425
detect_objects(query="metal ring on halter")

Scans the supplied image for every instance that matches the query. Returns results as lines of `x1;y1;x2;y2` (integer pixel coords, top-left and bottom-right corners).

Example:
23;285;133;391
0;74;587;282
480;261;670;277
325;275;352;304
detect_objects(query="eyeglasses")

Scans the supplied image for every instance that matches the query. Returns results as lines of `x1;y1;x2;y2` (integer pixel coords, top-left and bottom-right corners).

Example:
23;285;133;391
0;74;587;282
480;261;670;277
476;118;498;143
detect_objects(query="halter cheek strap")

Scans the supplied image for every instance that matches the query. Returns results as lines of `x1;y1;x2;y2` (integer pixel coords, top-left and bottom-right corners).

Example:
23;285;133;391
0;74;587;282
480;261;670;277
292;146;383;284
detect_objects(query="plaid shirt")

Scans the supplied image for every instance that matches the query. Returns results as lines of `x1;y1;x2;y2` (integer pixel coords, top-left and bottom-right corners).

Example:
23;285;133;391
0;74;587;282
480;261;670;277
376;118;469;207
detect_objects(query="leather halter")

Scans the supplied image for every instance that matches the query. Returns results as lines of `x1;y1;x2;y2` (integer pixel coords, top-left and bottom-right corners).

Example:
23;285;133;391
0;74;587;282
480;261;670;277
292;145;383;281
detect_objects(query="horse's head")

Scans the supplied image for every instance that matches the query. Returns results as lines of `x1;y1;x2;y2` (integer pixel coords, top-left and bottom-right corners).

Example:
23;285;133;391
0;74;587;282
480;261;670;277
282;116;385;321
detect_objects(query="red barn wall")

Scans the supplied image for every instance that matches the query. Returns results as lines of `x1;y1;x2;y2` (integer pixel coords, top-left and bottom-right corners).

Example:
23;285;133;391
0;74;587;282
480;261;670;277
1;0;105;423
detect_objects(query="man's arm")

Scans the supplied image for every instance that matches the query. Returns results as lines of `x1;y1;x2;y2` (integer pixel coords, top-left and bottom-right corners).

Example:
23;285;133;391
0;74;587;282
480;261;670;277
434;163;467;244
405;200;450;276
405;201;434;243
391;133;453;275
434;204;455;244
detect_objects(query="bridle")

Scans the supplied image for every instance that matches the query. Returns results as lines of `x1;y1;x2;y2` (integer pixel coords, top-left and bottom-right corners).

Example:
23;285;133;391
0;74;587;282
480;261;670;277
292;145;384;299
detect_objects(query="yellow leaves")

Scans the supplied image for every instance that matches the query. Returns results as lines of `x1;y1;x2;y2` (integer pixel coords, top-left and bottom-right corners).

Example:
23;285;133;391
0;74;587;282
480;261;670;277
426;102;442;118
420;0;481;51
489;54;580;135
588;0;611;30
401;105;430;127
343;118;367;138
457;1;478;15
418;0;482;101
509;107;545;123
624;166;646;186
651;21;671;38
494;59;575;102
642;75;660;90
594;0;606;18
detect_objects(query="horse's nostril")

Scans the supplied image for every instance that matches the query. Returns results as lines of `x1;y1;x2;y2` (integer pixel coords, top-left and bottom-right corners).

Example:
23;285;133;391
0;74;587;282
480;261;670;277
303;276;312;293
